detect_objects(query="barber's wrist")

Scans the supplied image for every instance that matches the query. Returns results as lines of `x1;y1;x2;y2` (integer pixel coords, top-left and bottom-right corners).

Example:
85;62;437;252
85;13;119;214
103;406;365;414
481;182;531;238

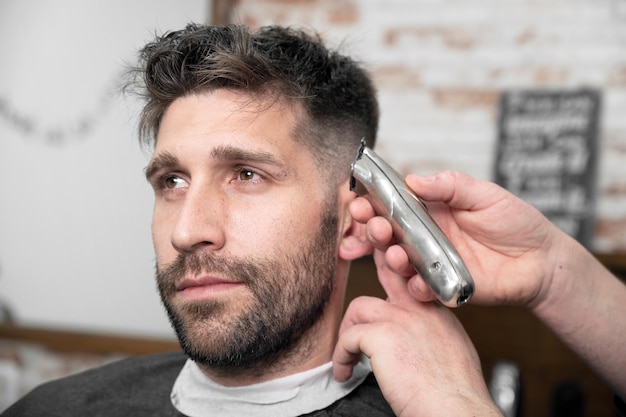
398;390;503;417
429;396;503;417
530;229;594;327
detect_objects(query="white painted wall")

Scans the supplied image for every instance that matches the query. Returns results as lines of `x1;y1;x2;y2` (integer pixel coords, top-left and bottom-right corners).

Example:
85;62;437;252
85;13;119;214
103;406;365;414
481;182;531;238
0;0;209;338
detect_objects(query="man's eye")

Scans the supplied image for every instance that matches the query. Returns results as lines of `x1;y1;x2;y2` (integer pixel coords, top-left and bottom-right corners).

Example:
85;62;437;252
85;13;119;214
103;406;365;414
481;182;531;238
164;176;187;189
238;170;257;181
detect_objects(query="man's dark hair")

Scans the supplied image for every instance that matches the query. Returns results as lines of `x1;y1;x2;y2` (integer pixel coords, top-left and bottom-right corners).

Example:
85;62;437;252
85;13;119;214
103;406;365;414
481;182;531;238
130;23;378;181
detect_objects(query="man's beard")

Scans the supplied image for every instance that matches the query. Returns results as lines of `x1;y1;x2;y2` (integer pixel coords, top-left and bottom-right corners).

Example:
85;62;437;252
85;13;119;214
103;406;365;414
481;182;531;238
156;207;339;376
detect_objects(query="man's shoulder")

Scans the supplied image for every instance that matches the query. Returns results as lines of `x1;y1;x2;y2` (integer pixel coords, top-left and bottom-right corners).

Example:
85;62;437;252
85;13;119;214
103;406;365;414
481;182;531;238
2;351;187;417
36;350;187;391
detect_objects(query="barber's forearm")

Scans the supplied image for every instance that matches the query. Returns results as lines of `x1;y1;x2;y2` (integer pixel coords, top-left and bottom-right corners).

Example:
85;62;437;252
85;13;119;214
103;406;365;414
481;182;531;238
533;235;626;397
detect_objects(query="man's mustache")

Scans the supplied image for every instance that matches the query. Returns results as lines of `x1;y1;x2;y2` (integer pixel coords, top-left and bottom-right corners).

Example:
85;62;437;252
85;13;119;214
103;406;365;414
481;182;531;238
157;251;260;290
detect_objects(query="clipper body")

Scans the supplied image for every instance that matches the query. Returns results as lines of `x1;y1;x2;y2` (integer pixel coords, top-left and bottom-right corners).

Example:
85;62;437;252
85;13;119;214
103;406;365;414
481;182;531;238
350;142;474;307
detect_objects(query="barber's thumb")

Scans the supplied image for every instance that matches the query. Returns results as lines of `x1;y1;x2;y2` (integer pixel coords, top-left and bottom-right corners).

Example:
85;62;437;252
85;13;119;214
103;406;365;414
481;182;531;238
405;172;457;203
405;173;434;194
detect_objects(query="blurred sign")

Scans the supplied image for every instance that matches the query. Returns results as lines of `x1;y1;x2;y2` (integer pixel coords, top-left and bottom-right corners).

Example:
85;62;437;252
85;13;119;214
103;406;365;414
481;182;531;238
494;89;601;247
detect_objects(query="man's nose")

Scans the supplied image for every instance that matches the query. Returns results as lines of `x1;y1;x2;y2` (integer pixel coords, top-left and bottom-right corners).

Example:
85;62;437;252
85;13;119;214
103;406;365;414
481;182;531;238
170;183;226;253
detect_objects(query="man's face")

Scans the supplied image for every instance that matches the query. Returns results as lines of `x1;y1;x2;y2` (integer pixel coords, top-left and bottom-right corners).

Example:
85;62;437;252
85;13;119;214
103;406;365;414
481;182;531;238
147;90;346;376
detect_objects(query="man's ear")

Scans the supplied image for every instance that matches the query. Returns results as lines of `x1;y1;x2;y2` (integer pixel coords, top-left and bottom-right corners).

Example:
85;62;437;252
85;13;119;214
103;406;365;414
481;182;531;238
336;178;373;261
338;211;372;261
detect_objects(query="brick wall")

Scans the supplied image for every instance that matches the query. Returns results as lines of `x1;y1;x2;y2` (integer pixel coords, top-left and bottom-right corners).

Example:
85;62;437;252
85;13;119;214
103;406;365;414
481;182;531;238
227;0;626;253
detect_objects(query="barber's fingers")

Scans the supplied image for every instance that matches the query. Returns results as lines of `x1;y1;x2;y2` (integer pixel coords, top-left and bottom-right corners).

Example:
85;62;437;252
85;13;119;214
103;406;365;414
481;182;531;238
375;246;438;304
333;323;375;381
350;198;395;247
379;246;444;303
335;248;432;380
349;196;377;222
333;321;400;382
407;275;438;302
373;250;420;306
367;217;395;249
333;296;410;381
334;296;454;382
383;244;417;277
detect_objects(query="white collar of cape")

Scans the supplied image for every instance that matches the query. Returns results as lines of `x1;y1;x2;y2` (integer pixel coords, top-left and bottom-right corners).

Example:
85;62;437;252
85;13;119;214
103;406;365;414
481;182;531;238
171;356;372;417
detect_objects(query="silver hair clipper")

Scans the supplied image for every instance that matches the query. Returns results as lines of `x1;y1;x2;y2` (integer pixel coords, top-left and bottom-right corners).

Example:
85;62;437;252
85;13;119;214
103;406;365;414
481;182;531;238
350;140;474;307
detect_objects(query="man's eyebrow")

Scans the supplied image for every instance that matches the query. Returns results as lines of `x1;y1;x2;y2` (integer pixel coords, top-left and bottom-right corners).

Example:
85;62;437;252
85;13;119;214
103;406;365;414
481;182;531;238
210;145;288;171
144;152;179;182
144;146;289;182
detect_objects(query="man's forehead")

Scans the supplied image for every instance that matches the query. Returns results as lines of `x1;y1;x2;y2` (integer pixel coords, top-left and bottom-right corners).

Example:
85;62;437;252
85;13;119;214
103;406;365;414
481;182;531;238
154;90;305;142
159;93;312;139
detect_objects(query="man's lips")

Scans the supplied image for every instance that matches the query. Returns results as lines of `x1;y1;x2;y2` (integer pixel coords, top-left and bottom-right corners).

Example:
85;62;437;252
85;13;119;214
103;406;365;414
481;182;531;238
176;276;244;300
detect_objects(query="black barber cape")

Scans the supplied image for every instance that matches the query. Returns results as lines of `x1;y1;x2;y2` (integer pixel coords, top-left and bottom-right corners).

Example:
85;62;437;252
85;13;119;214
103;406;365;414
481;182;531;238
2;351;394;417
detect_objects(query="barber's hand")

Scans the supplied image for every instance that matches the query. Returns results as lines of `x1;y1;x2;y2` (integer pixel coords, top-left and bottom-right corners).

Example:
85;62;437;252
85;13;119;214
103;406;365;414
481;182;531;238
333;250;502;416
350;171;567;309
